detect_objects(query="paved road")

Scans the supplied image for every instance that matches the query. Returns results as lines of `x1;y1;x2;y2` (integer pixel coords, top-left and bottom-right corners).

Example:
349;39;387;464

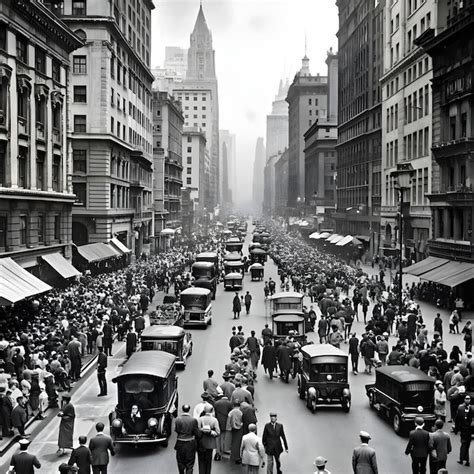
0;223;469;473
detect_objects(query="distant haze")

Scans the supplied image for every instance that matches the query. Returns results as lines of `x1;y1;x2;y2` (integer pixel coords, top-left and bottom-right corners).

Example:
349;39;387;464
151;0;338;209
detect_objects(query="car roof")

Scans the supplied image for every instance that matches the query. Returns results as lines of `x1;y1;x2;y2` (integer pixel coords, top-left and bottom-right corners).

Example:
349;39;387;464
192;261;214;268
180;287;211;295
271;291;304;300
141;325;185;338
197;252;217;258
273;314;304;322
225;272;243;278
375;365;435;383
112;351;175;381
301;343;348;358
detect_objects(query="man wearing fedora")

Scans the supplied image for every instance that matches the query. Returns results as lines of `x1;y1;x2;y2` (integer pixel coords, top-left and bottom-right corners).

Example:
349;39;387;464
352;431;378;473
8;439;41;474
262;412;288;474
313;455;331;474
405;417;432;474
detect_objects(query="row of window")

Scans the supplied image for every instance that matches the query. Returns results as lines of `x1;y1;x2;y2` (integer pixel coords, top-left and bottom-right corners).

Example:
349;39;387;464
404;86;430;123
385;57;430;99
386;139;399;168
184;105;207;111
403;126;430;160
0;214;61;249
386;104;399;132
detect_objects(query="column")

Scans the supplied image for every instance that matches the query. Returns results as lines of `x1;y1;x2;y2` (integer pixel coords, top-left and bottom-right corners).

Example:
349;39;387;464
453;208;461;240
433;208;440;239
443;209;451;239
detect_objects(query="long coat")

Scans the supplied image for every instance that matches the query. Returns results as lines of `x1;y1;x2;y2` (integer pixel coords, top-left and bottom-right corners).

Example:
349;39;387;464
58;401;75;449
276;345;291;373
233;296;242;313
262;345;277;372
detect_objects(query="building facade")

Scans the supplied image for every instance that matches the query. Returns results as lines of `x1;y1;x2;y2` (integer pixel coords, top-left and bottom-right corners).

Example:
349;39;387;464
0;0;82;271
380;0;437;261
286;56;328;210
266;79;289;162
252;137;266;211
263;152;280;216
60;0;155;257
152;91;184;229
334;0;385;255
164;46;187;77
418;0;474;264
274;149;289;217
219;129;236;208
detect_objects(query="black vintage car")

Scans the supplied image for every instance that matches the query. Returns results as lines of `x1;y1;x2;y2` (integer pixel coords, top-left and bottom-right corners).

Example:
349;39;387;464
191;261;217;299
365;365;436;435
297;344;351;413
110;351;178;446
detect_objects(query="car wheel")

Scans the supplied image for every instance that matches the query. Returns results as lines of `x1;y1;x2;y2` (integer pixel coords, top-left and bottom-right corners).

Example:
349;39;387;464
342;398;351;413
208;318;212;326
392;412;403;435
368;391;375;409
297;376;306;400
306;393;317;413
161;439;169;448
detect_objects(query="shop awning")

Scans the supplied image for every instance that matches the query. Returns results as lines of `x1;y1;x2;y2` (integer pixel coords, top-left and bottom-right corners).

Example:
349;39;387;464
76;242;120;263
0;258;52;305
421;261;474;287
403;256;450;277
109;237;132;254
318;232;331;239
355;235;371;242
336;235;353;247
309;232;321;239
329;234;345;244
41;253;81;279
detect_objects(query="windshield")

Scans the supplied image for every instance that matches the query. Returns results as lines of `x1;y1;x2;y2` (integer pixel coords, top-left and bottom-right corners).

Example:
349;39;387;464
119;376;168;412
275;321;301;334
403;383;434;406
141;340;178;354
181;293;209;308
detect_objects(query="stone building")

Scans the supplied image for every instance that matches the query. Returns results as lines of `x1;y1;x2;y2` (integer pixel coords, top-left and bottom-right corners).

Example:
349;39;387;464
334;0;385;255
61;0;155;257
0;0;82;273
274;149;289;217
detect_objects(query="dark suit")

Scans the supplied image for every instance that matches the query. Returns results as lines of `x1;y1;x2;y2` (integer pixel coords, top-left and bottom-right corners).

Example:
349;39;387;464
89;432;115;474
262;422;288;474
97;352;108;396
429;430;451;473
9;451;41;474
454;403;474;463
405;427;432;474
174;413;200;474
68;444;92;474
352;444;378;473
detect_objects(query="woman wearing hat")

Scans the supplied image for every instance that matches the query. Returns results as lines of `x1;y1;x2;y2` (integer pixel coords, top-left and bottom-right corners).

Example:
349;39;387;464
313;456;330;473
57;393;75;456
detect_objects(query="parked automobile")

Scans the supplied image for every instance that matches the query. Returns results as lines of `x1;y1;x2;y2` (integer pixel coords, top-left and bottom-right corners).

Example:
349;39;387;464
365;365;437;435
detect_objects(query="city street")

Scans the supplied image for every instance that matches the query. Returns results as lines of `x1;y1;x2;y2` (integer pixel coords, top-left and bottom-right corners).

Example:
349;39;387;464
0;224;470;473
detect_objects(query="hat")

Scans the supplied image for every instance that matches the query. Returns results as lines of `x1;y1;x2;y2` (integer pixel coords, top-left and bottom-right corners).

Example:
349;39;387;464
359;431;371;440
434;380;443;386
201;392;212;401
453;366;460;372
467;352;472;357
19;439;30;447
269;412;277;417
314;456;327;467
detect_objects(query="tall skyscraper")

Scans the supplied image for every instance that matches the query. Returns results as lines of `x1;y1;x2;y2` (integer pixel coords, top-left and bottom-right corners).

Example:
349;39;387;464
220;130;236;207
164;46;188;77
286;56;328;209
266;79;289;162
174;4;219;210
252;137;266;211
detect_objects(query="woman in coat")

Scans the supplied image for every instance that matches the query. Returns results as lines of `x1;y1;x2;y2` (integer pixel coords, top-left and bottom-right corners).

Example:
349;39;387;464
57;394;75;456
240;424;265;474
232;293;242;319
262;341;277;379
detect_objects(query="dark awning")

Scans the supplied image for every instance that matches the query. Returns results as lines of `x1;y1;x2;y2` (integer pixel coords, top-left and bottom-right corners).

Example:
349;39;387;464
76;242;120;263
41;253;81;279
421;261;474;288
403;256;450;277
109;238;132;254
0;258;52;305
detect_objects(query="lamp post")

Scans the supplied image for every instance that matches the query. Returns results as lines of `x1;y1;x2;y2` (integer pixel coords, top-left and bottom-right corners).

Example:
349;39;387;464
391;162;414;318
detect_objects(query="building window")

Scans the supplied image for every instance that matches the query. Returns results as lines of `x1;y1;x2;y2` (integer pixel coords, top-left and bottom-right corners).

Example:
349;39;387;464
52;60;61;82
54;215;60;240
0;22;6;51
73;183;86;206
36;97;46;126
187;156;192;164
0;215;6;249
461;113;467;138
186;177;192;185
17;88;28;120
16;35;28;64
73;149;87;173
450;116;456;141
187;136;192;143
308;98;312;105
202;123;206;127
0;143;5;187
73;55;87;75
73;85;87;103
187;167;192;174
35;47;46;74
74;115;86;133
36;152;45;190
52;156;61;191
19;215;27;245
38;214;44;243
187;146;192;153
18;152;27;188
72;0;87;15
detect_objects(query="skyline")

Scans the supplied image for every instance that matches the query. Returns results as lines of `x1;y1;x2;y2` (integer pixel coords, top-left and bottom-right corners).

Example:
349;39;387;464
151;0;339;206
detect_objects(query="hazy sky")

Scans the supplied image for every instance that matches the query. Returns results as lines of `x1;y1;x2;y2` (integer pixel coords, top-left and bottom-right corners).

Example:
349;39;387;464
151;0;338;206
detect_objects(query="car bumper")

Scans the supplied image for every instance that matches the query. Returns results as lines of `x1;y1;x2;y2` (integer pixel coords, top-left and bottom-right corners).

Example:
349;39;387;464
401;413;437;422
113;436;168;444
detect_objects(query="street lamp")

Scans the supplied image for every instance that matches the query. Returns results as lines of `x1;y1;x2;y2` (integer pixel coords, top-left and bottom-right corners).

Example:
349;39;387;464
296;196;302;217
391;162;414;318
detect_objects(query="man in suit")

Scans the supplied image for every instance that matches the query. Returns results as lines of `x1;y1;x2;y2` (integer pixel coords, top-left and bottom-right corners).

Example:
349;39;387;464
352;431;378;473
11;396;27;436
405;417;432;474
97;347;108;397
262;412;288;474
174;404;200;474
8;438;41;473
68;435;92;474
429;419;451;474
197;404;220;474
88;422;115;474
454;394;474;466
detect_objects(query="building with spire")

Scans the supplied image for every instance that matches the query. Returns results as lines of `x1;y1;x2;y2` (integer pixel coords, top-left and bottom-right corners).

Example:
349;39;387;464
173;3;220;211
219;130;236;208
286;54;328;210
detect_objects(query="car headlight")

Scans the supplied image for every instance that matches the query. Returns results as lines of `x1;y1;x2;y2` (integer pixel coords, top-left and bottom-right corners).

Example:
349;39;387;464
111;418;122;434
417;406;423;413
148;417;158;428
326;374;332;381
342;388;351;397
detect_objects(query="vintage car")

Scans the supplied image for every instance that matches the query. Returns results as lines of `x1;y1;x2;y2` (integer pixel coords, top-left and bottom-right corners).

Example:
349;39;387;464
272;314;307;344
248;242;262;252
224;251;242;262
191;261;217;299
224;272;244;291
225;238;243;254
249;247;267;264
365;365;437;435
195;252;219;275
271;292;304;314
110;351;178;446
141;325;193;368
249;263;264;281
180;287;212;327
297;344;351;413
224;260;244;275
149;295;184;327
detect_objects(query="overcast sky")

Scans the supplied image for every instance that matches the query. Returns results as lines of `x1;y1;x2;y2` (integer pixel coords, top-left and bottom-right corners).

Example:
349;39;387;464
151;0;338;207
